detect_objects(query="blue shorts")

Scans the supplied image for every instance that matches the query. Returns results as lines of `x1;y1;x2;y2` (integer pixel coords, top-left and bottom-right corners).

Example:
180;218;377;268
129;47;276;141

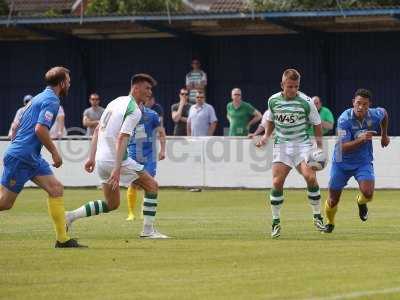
328;162;375;191
1;154;53;193
143;160;156;177
129;154;157;178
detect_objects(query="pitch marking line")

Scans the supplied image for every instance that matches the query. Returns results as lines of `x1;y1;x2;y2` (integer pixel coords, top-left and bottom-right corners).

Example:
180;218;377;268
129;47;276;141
305;287;400;300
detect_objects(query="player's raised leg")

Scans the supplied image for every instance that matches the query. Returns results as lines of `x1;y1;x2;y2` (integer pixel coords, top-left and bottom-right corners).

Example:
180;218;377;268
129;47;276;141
0;187;18;211
270;162;291;238
65;186;113;229
134;171;168;239
296;161;325;231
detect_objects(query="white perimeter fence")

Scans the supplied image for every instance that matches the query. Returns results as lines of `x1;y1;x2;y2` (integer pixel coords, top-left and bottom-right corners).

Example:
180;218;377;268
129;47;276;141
0;136;398;189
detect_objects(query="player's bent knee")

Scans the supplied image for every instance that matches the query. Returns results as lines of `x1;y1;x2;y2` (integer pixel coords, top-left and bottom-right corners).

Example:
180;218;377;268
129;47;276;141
362;191;374;201
48;182;64;198
303;173;317;185
153;180;159;191
147;180;158;194
327;198;339;208
0;200;14;210
272;178;284;190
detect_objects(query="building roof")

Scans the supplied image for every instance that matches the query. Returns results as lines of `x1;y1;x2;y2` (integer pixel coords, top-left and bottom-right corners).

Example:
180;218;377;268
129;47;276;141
1;5;400;40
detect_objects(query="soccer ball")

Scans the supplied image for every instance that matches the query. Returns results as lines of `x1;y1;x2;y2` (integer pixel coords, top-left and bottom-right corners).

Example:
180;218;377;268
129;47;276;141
306;149;327;171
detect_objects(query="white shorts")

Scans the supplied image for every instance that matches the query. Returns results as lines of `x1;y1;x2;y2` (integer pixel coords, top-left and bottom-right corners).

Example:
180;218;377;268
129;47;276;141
272;142;313;168
96;158;144;187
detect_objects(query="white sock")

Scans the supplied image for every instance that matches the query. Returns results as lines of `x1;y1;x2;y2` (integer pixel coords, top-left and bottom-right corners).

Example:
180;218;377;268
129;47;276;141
307;188;321;215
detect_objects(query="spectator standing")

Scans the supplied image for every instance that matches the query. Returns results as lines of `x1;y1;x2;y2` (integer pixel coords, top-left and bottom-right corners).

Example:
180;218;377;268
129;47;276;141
8;94;32;139
307;96;335;136
226;88;262;136
186;58;207;105
171;88;191;136
83;93;105;136
187;91;217;136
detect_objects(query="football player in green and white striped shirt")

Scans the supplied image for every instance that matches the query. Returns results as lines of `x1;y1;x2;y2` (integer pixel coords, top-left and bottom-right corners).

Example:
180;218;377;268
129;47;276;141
256;69;325;238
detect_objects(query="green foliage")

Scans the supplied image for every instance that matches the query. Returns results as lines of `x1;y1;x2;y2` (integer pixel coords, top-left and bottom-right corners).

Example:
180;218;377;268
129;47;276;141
42;9;63;17
86;0;116;15
251;0;400;10
0;0;9;15
86;0;184;15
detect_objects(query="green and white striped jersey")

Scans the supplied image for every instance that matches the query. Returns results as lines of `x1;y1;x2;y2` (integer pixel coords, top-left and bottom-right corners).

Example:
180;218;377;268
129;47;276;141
266;91;321;145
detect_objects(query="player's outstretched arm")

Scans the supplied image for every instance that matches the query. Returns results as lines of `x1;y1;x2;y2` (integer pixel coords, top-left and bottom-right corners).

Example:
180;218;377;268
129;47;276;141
108;133;130;190
85;125;99;173
157;126;166;160
256;120;274;147
313;124;323;149
35;124;62;168
248;125;265;138
380;108;390;147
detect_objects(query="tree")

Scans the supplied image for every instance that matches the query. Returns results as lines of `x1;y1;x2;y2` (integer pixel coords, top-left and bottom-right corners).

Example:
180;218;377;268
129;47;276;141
86;0;184;15
251;0;400;11
0;0;8;15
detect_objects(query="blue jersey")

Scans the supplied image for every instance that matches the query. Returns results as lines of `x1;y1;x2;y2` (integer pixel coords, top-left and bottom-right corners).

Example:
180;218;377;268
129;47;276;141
5;87;60;167
333;107;385;166
128;107;160;164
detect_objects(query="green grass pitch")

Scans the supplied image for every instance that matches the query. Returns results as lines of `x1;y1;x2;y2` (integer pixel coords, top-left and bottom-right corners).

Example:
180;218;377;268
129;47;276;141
1;188;400;300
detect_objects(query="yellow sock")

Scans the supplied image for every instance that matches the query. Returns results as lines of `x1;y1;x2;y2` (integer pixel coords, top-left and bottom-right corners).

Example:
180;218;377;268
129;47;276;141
126;186;138;220
47;197;70;243
324;200;338;225
357;193;372;205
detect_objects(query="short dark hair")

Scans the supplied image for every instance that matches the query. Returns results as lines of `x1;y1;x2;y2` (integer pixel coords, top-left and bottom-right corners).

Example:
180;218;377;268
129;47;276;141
131;73;157;87
45;66;70;86
354;88;372;100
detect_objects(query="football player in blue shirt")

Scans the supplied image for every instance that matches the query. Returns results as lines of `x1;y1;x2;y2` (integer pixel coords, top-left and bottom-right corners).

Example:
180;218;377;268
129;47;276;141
126;102;166;221
0;66;85;248
324;89;390;233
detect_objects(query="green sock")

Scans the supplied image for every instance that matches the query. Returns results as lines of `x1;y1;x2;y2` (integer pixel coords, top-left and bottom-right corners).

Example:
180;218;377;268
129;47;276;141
307;186;321;216
143;192;158;227
270;188;283;221
68;200;109;222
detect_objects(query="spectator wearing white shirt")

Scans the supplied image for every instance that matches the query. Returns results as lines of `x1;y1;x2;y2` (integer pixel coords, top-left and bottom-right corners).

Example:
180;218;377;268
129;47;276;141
187;91;217;136
8;94;32;139
50;105;67;139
